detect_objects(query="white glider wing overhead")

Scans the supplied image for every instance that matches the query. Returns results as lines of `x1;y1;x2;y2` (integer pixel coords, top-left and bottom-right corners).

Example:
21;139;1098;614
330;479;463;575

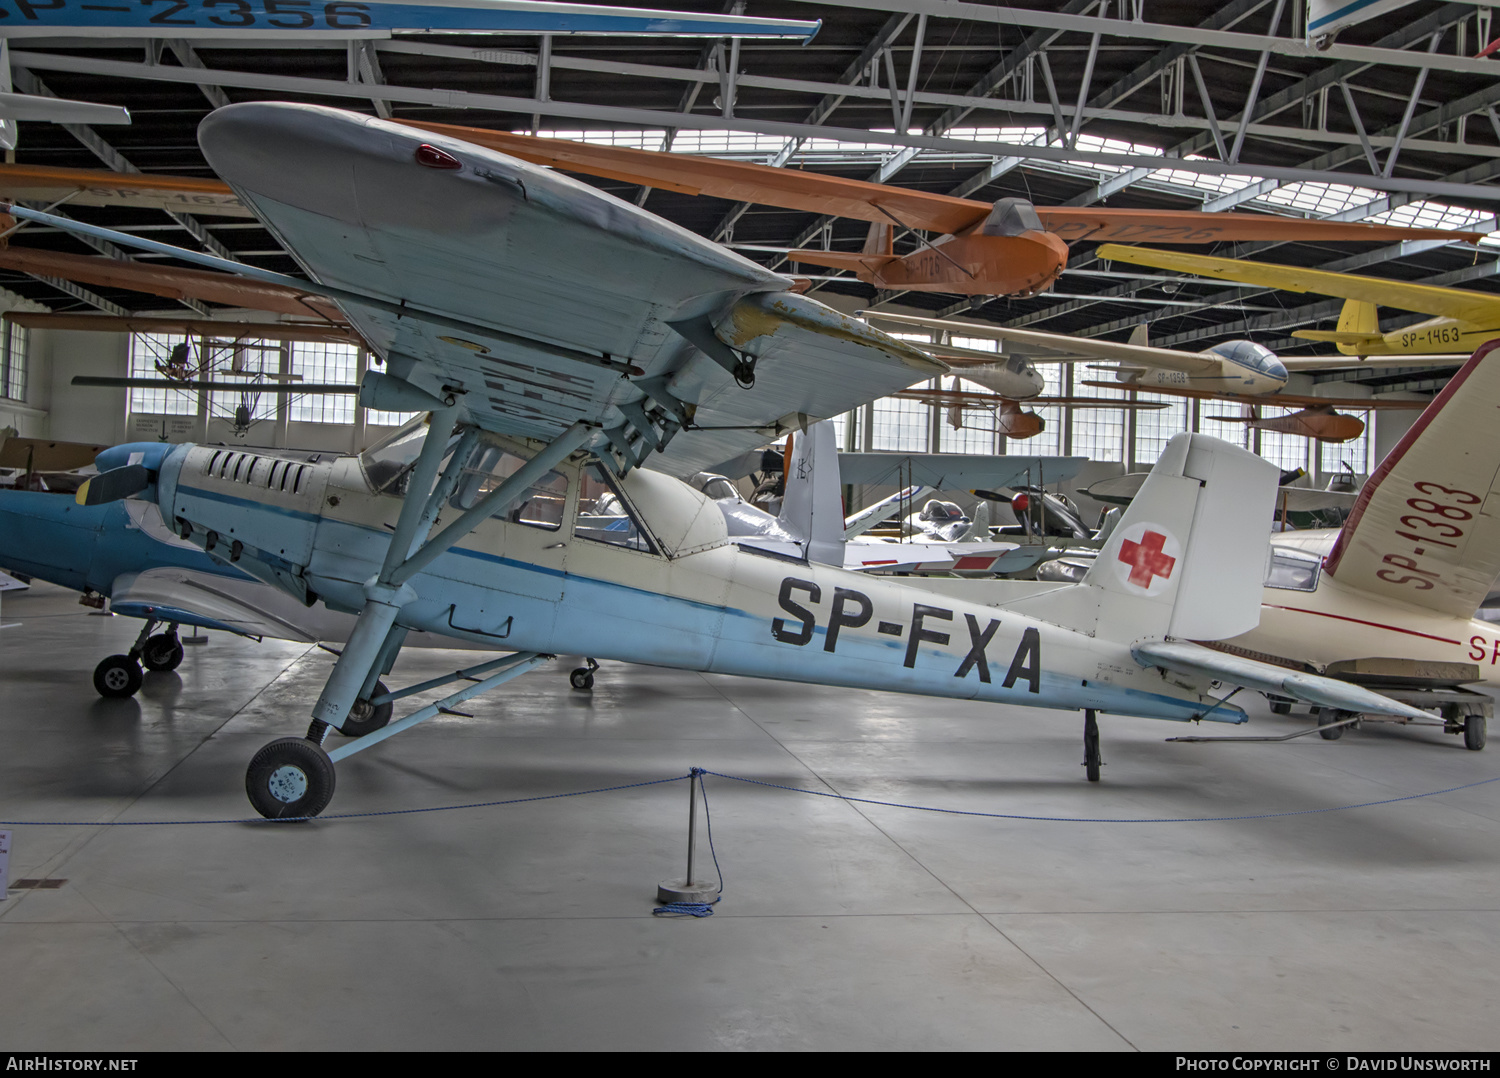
196;104;945;477
1324;340;1500;618
860;312;1221;374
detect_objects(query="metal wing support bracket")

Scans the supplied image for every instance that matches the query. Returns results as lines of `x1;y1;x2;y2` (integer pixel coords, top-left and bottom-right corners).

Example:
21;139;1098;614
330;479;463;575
668;315;757;390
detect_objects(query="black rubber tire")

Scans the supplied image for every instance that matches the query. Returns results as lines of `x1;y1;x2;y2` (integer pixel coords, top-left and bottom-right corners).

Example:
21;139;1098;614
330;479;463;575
1465;714;1487;751
93;654;143;698
1083;711;1101;783
245;737;336;819
337;680;393;738
141;634;185;672
570;668;595;691
1270;701;1292;715
1318;711;1347;740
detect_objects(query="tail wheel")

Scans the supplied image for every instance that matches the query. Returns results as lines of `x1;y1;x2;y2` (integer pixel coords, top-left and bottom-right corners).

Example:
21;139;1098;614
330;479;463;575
338;680;393;738
93;654;143;698
570;667;595;691
141;634;185;672
245;737;336;819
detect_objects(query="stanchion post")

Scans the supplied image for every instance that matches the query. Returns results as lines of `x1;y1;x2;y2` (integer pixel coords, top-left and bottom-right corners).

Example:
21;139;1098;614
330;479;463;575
656;769;718;905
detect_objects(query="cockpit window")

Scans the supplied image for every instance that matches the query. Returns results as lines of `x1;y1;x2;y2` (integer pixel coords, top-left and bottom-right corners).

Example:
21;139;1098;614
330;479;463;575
575;464;659;554
701;477;739;501
1207;340;1283;375
359;417;460;497
450;442;568;531
1265;549;1320;592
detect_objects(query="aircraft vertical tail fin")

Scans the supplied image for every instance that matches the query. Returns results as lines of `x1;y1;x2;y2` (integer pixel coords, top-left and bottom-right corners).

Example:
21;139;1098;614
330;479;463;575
862;221;893;257
1336;299;1379;355
1001;434;1278;641
777;420;846;566
1127;322;1149;346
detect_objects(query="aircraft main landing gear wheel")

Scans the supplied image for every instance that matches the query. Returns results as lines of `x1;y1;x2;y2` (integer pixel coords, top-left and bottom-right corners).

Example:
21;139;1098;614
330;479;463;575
569;657;599;691
1082;709;1102;782
141;633;185;672
1318;709;1349;740
245;737;336;819
1465;714;1487;751
1270;700;1292;715
93;654;143;698
338;680;393;738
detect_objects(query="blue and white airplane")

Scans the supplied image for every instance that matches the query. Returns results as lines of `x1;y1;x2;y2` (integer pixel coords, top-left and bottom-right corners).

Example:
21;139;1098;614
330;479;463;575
25;103;1430;818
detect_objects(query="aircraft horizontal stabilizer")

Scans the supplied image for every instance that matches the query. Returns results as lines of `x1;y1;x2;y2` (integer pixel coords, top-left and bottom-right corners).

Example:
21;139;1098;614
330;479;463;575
1291;330;1387;345
1134;641;1432;721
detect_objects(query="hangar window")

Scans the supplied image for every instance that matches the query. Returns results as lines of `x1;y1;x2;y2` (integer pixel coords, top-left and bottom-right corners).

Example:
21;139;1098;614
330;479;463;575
129;333;199;416
289;341;358;424
0;322;26;402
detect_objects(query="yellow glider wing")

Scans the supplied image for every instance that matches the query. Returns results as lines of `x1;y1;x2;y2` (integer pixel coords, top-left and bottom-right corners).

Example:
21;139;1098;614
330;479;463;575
1097;244;1500;327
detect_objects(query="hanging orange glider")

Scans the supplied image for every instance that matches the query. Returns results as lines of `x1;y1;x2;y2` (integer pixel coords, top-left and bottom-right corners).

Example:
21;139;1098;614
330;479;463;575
396;121;1486;299
0;245;346;323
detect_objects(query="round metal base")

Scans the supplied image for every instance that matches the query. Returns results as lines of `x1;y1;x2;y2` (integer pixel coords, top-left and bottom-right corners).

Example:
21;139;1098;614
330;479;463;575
656;879;719;905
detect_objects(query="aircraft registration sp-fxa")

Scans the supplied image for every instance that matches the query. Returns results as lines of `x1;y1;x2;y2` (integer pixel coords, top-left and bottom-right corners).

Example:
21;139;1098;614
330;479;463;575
53;103;1432;819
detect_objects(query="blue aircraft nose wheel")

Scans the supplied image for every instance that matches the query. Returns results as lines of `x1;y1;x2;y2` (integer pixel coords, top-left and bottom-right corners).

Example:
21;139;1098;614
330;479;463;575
245;737;336;819
93;654;143;698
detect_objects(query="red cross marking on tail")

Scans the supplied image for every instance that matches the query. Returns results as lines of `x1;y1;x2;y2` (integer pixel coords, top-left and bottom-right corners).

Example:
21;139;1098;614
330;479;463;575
1119;530;1176;588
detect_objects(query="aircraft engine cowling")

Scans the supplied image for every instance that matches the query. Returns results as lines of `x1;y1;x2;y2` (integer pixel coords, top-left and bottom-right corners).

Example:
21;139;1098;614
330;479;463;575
160;444;330;570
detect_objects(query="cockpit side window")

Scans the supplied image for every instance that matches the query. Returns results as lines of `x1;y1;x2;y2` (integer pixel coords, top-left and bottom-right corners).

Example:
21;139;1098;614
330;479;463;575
575;464;660;554
1265;550;1321;592
450;442;568;531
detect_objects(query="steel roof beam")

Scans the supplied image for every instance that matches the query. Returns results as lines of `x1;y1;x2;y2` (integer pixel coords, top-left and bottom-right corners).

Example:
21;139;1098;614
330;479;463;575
780;0;1500;78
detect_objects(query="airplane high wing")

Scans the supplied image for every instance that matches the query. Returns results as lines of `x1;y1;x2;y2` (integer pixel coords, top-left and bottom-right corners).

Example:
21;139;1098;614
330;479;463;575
1323;339;1500;619
0;163;248;217
1097;244;1500;326
190;105;946;478
0;246;346;322
862;311;1222;374
396;122;1485;247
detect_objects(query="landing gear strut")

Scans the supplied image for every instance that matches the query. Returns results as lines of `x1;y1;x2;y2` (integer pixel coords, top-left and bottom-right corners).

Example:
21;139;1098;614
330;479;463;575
92;619;182;698
1083;708;1103;782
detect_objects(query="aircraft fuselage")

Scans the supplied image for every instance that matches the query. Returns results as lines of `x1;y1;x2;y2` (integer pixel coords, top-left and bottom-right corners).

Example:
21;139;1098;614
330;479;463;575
149;440;1240;724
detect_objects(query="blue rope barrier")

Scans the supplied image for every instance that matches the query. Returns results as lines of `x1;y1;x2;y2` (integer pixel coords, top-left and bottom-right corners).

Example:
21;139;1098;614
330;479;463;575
697;769;1500;823
0;773;691;827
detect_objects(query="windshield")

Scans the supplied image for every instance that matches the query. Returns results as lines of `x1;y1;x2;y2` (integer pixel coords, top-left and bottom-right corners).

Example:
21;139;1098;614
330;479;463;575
358;417;460;496
1206;340;1287;378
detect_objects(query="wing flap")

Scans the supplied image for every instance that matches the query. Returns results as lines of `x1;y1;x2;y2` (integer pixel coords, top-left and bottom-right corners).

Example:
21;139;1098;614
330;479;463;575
1134;640;1432;720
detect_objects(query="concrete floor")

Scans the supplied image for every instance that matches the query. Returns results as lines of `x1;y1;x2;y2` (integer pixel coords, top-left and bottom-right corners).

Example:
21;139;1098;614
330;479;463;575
2;580;1499;1051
